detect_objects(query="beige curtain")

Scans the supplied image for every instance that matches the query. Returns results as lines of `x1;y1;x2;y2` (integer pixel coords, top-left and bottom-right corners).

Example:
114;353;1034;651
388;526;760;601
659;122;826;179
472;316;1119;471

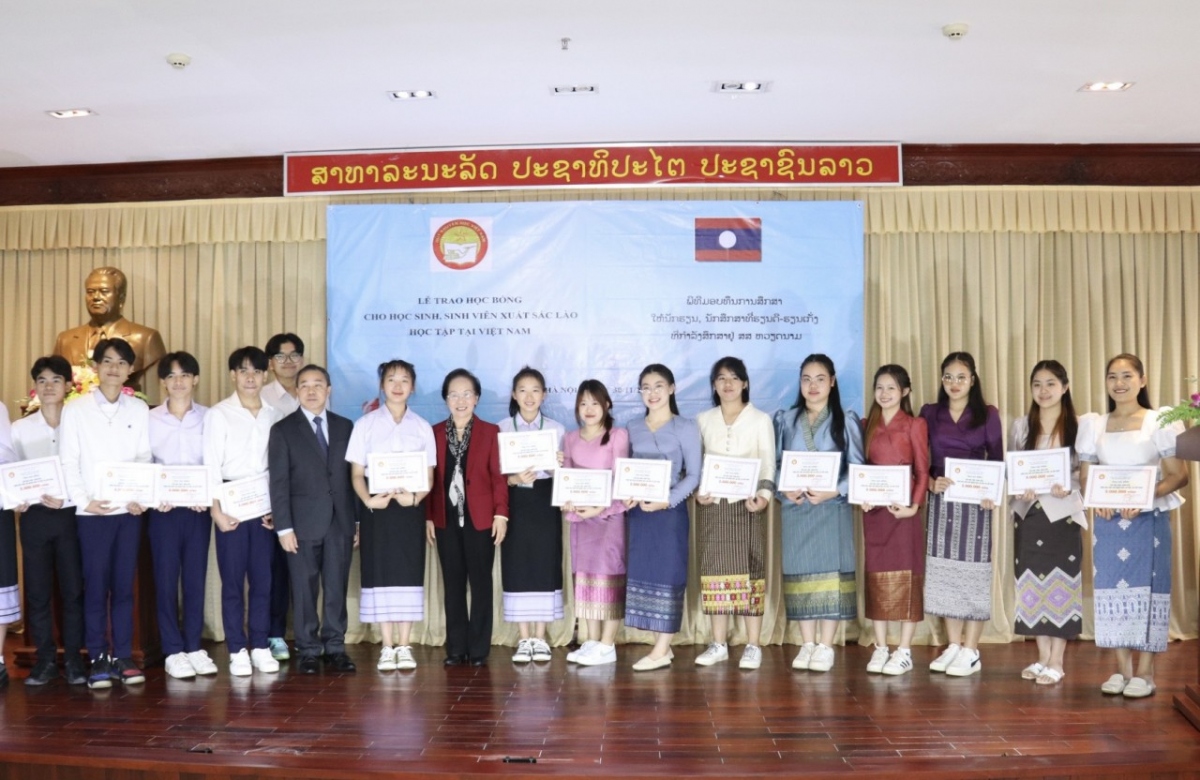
1;187;1197;650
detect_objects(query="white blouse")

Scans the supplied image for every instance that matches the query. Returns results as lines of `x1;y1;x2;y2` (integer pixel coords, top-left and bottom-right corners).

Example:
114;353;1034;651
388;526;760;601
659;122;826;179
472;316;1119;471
1076;409;1185;512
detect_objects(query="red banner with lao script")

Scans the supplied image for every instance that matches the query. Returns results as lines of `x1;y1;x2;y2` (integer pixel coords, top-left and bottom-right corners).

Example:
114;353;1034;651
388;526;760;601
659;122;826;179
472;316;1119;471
283;143;901;195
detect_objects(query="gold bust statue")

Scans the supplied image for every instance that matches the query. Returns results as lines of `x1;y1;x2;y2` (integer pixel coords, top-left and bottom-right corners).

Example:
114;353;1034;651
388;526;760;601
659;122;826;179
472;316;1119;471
53;267;167;391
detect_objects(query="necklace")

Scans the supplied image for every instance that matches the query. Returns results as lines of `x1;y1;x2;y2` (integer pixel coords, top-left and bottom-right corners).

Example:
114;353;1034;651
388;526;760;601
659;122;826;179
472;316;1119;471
98;396;121;426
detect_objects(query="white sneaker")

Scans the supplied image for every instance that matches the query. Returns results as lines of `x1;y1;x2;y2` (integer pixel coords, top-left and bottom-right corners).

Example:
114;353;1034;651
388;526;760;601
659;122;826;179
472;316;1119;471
164;652;196;679
512;639;533;663
695;642;729;667
945;647;981;677
866;645;890;674
250;647;280;673
186;649;219;676
739;644;763;670
882;648;913;676
567;640;598;664
929;643;962;673
792;642;816;670
531;638;552;662
229;648;253;677
377;646;398;671
395;645;417;670
809;643;835;672
576;642;617;666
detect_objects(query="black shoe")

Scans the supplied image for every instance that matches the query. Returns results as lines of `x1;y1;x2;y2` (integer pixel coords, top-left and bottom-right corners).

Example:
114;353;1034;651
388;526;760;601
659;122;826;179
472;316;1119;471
87;655;113;690
111;657;145;685
298;655;320;674
64;658;88;686
443;654;468;667
0;663;9;688
470;657;488;668
25;661;59;687
323;652;357;673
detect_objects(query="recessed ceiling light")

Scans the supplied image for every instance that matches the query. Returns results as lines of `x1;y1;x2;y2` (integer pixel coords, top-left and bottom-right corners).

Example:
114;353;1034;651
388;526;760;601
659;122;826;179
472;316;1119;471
388;90;436;101
552;84;597;94
47;108;96;119
1079;81;1133;92
717;81;769;93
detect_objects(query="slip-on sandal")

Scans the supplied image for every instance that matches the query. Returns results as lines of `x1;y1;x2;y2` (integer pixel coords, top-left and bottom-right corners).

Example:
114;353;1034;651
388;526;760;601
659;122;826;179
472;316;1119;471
1122;677;1156;698
1035;667;1064;686
1021;662;1047;680
1100;673;1128;695
632;650;674;672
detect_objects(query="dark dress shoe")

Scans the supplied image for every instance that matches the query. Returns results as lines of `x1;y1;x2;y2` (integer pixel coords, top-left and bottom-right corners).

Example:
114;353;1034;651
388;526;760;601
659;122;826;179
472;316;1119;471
64;658;88;686
25;661;60;687
470;657;488;667
298;656;321;674
443;654;469;667
323;652;357;672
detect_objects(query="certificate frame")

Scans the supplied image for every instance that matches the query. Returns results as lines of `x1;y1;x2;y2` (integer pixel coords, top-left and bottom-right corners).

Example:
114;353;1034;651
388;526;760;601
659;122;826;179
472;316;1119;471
96;461;157;507
1083;465;1157;511
154;465;212;507
498;430;559;475
367;451;431;494
848;465;911;507
611;458;672;504
942;458;1006;506
1005;447;1071;495
777;450;842;493
0;456;68;510
551;468;613;508
699;455;761;501
221;472;272;522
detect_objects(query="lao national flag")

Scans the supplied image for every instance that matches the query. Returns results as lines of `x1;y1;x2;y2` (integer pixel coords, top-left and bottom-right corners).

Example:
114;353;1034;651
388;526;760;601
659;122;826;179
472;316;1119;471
695;217;762;261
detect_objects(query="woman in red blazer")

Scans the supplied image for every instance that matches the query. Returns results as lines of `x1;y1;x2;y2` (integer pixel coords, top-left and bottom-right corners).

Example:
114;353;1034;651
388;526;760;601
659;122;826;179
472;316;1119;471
426;368;509;666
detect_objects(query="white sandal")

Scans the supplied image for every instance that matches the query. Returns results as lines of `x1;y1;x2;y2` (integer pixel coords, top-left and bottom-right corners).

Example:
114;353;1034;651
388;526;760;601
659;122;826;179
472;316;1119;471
1035;667;1063;686
1122;677;1156;698
1100;673;1128;695
1021;662;1047;680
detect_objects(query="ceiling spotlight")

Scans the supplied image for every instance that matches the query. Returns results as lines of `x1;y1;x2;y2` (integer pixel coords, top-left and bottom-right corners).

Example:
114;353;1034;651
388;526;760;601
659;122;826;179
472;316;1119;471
47;108;96;119
388;90;437;100
1079;81;1133;92
552;84;598;94
717;81;769;93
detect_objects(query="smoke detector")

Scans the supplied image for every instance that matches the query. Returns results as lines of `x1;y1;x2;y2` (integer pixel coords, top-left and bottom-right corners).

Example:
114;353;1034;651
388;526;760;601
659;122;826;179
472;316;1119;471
166;53;192;69
942;23;969;40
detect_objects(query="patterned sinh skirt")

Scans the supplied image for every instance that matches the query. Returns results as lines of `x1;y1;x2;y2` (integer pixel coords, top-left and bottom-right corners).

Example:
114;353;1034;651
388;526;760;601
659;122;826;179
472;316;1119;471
781;500;856;621
924;492;992;621
1093;509;1171;652
500;478;564;623
696;499;766;617
0;510;19;624
863;505;925;622
1013;504;1082;639
359;501;425;623
625;503;689;633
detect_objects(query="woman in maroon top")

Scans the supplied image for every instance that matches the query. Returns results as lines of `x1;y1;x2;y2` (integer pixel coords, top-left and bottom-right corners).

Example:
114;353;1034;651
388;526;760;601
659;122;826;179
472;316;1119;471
920;352;1003;678
860;365;929;676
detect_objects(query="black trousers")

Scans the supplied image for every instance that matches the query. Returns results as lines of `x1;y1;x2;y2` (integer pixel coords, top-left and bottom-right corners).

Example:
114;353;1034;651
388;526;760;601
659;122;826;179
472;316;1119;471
435;519;495;661
269;542;291;638
287;529;354;658
20;505;85;665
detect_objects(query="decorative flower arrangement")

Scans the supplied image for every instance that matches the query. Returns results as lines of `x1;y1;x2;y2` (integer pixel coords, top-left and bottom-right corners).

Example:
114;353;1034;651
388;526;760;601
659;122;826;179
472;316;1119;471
1157;377;1200;428
18;362;145;416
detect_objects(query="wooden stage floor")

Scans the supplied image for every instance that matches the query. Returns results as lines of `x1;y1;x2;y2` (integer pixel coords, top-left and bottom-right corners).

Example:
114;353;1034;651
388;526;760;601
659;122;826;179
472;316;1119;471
1;639;1199;779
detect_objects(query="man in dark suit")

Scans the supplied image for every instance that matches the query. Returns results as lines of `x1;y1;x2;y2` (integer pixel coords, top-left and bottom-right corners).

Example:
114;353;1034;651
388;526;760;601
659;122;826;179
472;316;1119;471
267;364;357;674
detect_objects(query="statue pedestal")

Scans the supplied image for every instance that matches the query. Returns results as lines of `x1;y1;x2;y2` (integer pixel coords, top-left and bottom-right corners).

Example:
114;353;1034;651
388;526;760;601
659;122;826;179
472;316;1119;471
1173;427;1200;729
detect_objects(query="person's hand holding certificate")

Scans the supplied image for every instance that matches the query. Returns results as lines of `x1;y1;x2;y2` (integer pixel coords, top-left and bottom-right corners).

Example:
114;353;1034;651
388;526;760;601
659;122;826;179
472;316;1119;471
1006;448;1070;495
0;456;68;510
777;451;841;493
699;455;761;501
96;462;156;507
552;468;612;508
1084;465;1156;511
367;451;430;494
498;430;559;475
942;458;1006;506
849;465;911;507
611;458;671;504
221;472;272;522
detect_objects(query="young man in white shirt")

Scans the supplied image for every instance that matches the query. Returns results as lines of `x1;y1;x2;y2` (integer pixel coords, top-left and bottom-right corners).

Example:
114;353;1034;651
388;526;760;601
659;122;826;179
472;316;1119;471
59;339;153;690
261;332;305;662
11;356;87;687
203;346;283;677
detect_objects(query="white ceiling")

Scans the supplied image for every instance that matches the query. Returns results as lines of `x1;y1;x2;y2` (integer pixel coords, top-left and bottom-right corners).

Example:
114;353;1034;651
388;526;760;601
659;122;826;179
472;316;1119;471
2;0;1198;169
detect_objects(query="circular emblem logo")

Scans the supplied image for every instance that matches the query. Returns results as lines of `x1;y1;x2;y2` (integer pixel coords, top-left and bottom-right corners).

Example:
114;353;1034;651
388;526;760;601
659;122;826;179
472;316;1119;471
433;219;488;270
